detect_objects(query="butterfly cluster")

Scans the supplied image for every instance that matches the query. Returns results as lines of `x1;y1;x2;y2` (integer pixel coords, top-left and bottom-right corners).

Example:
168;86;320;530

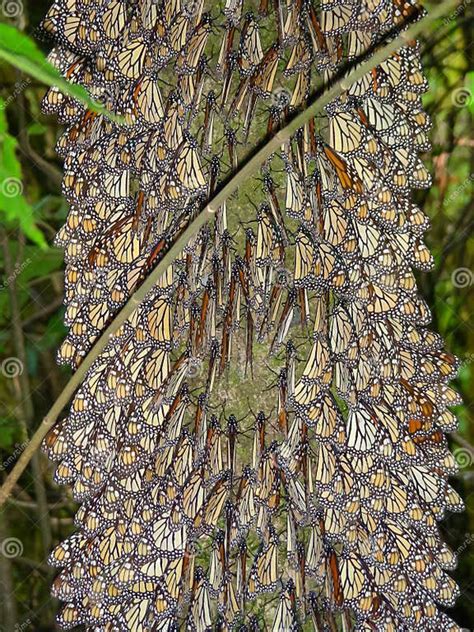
40;0;463;630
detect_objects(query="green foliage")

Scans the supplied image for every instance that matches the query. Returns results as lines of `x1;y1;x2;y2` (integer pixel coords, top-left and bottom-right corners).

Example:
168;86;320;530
0;417;21;450
0;102;46;246
467;70;474;114
0;23;124;123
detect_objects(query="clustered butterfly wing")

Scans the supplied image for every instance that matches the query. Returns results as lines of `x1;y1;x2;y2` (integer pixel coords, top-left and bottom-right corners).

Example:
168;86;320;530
40;1;463;630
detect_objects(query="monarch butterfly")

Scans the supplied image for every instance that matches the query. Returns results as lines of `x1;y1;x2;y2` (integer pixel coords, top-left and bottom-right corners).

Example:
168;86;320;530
285;166;306;219
236;469;257;533
217;24;236;81
238;13;264;76
270;288;296;352
272;582;298;630
132;76;165;123
346;405;378;452
322;145;362;192
42;51;89;121
256;205;276;267
57;603;81;628
306;4;328;54
202;91;216;150
252;45;279;97
224;0;243;24
225;127;239;171
339;552;368;606
329;110;365;156
264;174;289;243
209;530;225;592
116;39;148;79
176;14;211;74
290;70;310;109
221;577;240;626
320;3;354;34
189;568;213;631
169;14;189;52
174;137;207;192
294;230;315;285
394;0;423;24
247;531;279;596
326;549;344;606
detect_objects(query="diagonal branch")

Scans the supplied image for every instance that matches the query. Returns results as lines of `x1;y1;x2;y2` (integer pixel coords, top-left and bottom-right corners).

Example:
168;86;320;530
0;0;460;508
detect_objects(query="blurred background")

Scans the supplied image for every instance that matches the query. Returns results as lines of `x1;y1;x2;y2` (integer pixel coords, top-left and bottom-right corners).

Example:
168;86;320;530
0;1;473;630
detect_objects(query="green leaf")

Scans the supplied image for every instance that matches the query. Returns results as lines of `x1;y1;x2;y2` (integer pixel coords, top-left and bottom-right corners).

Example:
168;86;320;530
0;101;47;247
0;417;19;450
466;71;474;115
34;312;67;352
32;195;68;220
27;122;47;136
0;24;124;124
17;246;63;282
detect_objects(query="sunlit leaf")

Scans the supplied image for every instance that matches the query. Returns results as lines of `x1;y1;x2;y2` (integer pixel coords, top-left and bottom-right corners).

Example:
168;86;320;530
0;24;124;124
0;100;47;247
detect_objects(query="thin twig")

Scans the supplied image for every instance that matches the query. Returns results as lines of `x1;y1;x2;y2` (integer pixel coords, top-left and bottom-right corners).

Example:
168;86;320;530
451;432;474;455
17;139;63;189
7;497;71;510
0;509;18;631
0;228;52;552
12;557;51;574
0;0;461;508
22;296;63;328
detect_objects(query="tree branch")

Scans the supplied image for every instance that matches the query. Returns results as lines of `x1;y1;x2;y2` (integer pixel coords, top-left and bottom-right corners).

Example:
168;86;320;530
22;296;63;328
451;432;474;456
0;510;18;631
0;0;461;508
0;229;53;553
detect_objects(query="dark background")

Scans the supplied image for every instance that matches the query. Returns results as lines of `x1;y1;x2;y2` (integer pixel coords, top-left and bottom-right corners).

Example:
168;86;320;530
0;1;473;629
